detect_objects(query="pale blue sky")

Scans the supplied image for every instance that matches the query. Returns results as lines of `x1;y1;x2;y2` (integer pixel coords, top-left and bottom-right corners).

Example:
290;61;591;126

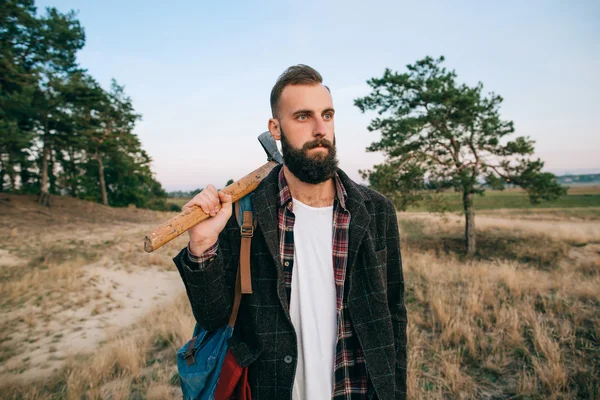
37;0;600;190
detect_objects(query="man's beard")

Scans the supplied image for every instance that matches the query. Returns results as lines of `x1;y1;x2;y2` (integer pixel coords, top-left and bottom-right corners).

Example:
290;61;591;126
280;127;339;185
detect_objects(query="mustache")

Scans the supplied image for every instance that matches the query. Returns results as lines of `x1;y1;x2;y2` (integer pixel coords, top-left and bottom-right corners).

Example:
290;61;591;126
303;138;333;150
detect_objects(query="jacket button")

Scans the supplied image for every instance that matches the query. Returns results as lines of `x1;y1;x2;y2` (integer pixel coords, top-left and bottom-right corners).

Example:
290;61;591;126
284;355;293;364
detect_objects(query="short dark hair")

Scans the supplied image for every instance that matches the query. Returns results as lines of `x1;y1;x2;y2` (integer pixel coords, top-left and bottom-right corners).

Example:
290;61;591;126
270;64;323;117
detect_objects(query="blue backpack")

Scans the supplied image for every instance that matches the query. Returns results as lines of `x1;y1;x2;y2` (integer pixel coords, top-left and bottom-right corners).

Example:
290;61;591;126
177;195;255;400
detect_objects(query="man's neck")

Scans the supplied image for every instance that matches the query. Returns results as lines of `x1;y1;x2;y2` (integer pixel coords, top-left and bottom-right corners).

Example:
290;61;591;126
283;165;336;208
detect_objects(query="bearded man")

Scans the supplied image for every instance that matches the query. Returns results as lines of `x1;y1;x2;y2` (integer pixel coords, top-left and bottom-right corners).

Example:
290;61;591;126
174;65;407;400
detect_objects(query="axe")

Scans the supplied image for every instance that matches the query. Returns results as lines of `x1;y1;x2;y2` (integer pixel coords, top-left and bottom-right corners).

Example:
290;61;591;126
144;131;283;253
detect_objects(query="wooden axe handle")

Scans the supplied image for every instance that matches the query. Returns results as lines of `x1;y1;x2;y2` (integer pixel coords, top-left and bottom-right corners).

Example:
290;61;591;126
144;160;278;253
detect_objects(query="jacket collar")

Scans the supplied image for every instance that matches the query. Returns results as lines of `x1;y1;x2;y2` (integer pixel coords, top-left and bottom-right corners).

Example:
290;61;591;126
275;166;349;211
252;164;371;279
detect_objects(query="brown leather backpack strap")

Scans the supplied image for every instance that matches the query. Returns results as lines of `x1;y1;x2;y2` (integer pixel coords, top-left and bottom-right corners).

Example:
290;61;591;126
239;211;253;295
228;263;243;327
229;204;254;328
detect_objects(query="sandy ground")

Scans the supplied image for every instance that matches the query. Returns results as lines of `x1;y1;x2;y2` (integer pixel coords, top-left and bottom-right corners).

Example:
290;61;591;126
0;261;182;382
0;194;187;384
0;250;24;268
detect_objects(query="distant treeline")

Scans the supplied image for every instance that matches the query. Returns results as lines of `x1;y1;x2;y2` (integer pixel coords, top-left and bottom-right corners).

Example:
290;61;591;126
167;189;204;198
166;179;234;198
0;1;168;210
557;174;600;185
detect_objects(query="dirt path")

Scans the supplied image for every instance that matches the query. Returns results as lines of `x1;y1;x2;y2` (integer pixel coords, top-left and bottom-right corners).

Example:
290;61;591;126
0;261;183;382
0;195;188;384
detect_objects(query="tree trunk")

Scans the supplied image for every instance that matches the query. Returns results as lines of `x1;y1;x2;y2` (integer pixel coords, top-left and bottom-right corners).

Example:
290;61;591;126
7;152;16;190
463;191;476;256
38;136;51;206
69;162;77;197
68;147;77;197
0;157;5;192
96;152;108;206
48;149;57;194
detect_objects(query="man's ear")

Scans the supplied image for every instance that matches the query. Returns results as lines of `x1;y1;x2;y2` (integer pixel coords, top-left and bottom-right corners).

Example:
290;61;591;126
268;118;281;140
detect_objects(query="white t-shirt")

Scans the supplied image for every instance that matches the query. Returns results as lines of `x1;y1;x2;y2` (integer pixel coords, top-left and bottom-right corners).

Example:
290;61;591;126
289;198;338;400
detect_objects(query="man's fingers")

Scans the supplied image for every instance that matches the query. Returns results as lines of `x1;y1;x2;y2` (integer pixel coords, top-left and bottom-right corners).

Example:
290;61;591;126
219;192;232;206
207;186;219;211
182;200;193;212
204;188;220;216
216;192;232;218
182;185;225;217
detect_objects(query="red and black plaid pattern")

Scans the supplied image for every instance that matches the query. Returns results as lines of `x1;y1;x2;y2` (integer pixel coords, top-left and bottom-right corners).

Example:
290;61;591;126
276;168;369;399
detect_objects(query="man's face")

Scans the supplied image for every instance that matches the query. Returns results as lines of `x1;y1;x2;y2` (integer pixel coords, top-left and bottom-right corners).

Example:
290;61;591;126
270;84;338;184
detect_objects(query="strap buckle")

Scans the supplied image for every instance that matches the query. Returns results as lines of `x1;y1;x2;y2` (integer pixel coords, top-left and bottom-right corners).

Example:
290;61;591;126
241;225;254;238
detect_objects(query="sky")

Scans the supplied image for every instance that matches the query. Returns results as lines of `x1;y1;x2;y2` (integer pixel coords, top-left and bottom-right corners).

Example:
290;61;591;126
37;0;600;191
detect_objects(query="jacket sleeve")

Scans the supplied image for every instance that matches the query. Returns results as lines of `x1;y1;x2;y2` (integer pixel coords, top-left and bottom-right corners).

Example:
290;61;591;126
173;214;238;332
385;200;407;399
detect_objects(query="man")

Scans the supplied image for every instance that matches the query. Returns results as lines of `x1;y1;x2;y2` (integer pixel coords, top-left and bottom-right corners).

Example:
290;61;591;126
174;65;407;399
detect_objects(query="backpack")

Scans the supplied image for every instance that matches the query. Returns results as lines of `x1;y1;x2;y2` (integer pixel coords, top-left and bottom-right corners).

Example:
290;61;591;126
177;194;255;400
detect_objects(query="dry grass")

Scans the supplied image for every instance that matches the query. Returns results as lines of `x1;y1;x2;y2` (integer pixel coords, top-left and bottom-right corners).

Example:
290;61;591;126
404;212;600;245
0;293;193;399
402;214;600;399
1;194;599;399
478;207;600;222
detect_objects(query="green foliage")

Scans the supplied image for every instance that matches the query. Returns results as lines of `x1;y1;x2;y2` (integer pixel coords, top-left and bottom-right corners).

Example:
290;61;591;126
0;0;166;209
355;56;567;253
168;202;182;212
506;159;567;204
360;160;426;211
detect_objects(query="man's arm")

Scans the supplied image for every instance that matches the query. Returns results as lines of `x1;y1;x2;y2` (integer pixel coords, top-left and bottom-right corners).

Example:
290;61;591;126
385;200;407;398
173;214;238;332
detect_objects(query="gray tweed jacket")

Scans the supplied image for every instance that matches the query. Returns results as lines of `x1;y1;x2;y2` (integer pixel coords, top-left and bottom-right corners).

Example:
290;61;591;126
173;165;407;399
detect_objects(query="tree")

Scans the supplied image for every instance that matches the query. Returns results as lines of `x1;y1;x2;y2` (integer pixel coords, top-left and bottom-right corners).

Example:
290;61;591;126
0;0;168;210
0;0;41;191
355;56;566;256
0;0;84;202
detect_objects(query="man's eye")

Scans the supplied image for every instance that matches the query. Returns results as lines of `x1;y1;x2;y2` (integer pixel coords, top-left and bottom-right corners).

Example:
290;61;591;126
298;115;308;121
323;113;333;120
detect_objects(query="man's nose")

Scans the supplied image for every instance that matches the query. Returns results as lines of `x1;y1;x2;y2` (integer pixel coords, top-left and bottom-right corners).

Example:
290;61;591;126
313;116;328;137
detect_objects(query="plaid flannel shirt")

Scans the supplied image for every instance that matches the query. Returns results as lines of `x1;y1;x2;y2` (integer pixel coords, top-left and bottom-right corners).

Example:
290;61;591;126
276;168;369;399
188;167;370;398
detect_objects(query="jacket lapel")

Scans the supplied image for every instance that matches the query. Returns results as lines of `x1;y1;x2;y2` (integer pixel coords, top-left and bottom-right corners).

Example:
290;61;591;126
251;165;292;315
336;169;371;277
251;165;283;273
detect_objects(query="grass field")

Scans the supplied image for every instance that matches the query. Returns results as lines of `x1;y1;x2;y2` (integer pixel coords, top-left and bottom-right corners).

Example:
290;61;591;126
166;197;189;208
406;186;600;212
1;193;598;399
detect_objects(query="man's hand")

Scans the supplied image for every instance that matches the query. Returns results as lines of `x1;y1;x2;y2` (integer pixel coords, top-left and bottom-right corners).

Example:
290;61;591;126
182;185;233;255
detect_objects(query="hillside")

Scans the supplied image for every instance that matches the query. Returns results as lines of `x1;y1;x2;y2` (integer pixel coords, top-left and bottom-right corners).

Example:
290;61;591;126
0;193;168;229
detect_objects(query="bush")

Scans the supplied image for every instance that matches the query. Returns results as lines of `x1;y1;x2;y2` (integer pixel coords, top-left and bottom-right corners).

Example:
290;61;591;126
144;198;168;211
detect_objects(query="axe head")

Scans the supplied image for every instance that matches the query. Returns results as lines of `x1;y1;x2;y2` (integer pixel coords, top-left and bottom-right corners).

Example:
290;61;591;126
258;131;283;164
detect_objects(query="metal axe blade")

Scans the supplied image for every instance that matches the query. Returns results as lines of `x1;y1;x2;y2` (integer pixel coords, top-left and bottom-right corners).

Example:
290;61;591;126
258;131;283;164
